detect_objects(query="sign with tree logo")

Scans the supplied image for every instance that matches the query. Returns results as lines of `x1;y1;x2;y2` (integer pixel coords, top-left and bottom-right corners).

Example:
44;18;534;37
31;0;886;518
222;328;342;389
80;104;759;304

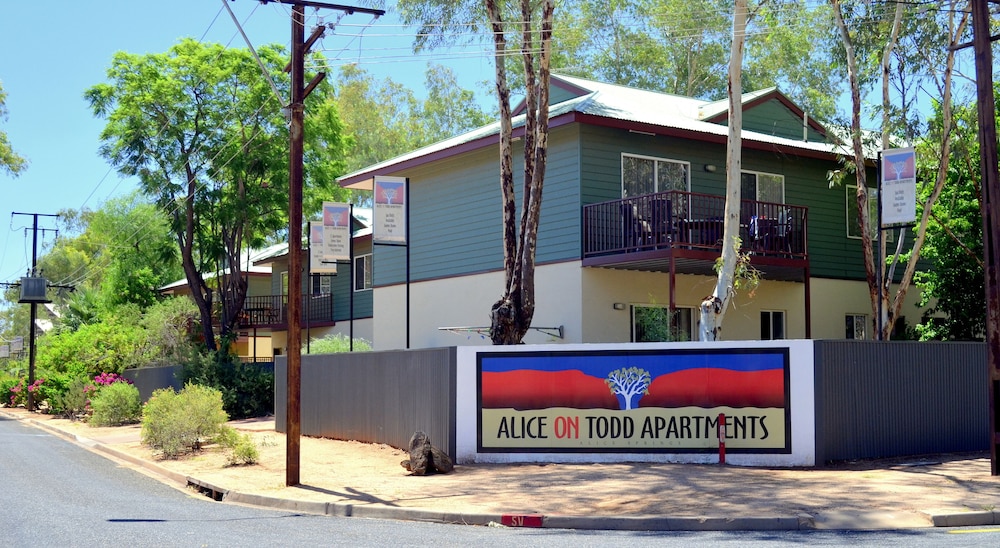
321;202;351;262
880;147;917;227
373;176;407;245
477;348;789;453
309;222;337;274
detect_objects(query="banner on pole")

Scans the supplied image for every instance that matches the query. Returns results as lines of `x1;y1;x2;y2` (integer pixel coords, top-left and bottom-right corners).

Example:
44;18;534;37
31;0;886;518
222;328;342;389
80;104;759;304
880;147;917;227
374;176;407;244
309;222;337;274
321;202;351;262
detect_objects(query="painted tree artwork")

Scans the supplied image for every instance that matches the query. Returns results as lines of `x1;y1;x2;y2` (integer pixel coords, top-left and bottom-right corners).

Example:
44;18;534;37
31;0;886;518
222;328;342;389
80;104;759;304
605;367;652;410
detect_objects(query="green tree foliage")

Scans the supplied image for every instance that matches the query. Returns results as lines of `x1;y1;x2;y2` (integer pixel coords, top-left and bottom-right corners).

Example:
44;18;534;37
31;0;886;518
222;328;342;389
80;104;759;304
0;80;27;177
139;297;201;366
86;39;351;351
35;308;150;378
551;1;840;120
915;93;988;341
334;64;491;173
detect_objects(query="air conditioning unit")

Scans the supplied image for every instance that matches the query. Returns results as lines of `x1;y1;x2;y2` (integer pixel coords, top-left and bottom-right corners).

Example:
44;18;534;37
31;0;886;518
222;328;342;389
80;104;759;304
18;277;51;304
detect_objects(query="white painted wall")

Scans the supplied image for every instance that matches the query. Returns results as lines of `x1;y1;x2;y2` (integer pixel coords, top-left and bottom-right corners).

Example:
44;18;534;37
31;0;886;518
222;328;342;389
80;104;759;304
372;262;584;350
456;340;816;467
809;278;927;339
371;260;929;350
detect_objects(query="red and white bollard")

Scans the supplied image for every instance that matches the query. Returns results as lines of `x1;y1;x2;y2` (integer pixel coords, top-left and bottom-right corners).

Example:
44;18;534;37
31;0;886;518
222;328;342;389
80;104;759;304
717;412;726;465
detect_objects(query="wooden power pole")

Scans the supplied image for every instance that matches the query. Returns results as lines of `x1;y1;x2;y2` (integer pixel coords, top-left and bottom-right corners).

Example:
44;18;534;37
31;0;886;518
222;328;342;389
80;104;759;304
261;0;383;487
971;0;1000;476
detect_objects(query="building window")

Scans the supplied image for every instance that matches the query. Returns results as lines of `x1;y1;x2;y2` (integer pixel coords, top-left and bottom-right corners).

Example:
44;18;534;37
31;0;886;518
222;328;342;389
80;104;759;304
741;171;784;204
631;305;694;342
311;275;332;295
846;314;868;339
760;310;785;340
354;254;372;292
280;271;288;296
621;154;689;198
846;185;892;241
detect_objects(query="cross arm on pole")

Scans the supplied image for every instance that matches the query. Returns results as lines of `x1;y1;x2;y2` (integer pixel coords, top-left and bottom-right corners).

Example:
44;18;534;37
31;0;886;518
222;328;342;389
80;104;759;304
258;0;385;17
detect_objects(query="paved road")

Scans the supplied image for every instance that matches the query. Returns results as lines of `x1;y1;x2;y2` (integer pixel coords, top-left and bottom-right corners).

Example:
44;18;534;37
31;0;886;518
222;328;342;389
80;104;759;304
3;414;1000;547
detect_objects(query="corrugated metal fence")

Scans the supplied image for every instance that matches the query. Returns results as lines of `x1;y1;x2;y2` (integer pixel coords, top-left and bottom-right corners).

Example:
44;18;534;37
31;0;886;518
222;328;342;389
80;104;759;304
122;365;183;402
274;348;457;457
813;341;988;463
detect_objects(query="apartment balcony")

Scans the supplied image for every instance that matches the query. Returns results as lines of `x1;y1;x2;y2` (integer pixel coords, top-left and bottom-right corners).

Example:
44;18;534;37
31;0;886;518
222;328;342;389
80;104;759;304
582;190;809;281
237;293;334;330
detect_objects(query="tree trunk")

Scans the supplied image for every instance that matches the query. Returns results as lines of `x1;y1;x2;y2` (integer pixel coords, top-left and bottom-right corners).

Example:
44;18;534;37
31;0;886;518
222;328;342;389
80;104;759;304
699;0;747;341
180;160;217;351
489;0;555;345
832;0;880;337
877;1;905;338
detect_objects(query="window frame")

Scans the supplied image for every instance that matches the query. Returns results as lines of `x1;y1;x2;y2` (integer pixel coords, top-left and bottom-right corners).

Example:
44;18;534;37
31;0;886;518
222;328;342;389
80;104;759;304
845;313;868;340
741;170;785;204
620;153;691;198
760;310;786;340
354;253;373;292
311;274;333;295
630;304;695;342
846;184;894;241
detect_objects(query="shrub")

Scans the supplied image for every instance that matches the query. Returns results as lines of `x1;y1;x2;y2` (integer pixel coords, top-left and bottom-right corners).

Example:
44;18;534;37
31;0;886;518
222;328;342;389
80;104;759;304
89;381;142;426
0;376;19;407
181;351;273;420
307;333;372;354
52;378;91;420
217;425;259;466
31;374;71;414
141;384;229;459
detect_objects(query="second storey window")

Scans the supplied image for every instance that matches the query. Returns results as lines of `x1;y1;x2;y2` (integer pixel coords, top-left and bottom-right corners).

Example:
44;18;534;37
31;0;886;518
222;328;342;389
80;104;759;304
311;275;332;295
846;185;892;241
742;171;784;204
621;154;689;198
354;254;372;292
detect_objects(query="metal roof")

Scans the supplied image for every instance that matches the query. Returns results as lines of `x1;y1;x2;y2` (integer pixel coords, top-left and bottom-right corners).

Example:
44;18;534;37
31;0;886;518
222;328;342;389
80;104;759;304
339;74;856;188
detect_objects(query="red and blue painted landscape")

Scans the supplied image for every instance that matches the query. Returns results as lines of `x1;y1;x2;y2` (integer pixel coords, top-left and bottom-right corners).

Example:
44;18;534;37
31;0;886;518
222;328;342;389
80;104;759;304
479;349;787;411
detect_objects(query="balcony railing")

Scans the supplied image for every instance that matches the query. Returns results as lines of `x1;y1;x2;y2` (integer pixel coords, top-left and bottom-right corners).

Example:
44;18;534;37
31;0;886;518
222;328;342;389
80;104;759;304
238;293;334;329
583;190;808;260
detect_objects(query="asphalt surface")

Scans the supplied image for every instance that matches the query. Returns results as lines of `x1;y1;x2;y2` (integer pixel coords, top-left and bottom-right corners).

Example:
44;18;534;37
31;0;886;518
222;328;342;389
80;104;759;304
3;408;999;533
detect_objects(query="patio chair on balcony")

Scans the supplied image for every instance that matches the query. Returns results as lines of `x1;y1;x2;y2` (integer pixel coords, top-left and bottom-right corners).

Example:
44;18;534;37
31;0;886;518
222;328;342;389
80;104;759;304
621;202;652;250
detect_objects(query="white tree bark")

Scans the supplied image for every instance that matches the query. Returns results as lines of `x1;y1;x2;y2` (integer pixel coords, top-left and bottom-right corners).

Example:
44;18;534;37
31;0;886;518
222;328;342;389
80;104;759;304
700;0;747;341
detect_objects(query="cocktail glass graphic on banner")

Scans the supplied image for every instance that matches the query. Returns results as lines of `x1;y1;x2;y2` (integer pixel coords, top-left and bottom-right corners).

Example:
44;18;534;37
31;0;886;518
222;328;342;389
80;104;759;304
377;182;403;205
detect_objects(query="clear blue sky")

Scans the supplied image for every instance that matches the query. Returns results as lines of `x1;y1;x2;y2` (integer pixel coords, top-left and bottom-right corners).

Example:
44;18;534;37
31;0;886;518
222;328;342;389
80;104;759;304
0;0;495;288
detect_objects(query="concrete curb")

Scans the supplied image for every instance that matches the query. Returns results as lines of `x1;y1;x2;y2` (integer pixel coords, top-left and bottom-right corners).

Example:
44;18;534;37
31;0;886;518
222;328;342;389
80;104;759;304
0;410;981;532
924;510;1000;527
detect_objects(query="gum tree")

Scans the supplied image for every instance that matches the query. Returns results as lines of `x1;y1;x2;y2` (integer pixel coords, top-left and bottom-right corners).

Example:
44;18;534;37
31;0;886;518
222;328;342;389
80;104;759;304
86;39;349;351
0;80;27;177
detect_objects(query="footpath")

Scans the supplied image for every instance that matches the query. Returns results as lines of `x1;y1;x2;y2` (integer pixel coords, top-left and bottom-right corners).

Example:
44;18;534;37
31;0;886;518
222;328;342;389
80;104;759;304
3;407;1000;532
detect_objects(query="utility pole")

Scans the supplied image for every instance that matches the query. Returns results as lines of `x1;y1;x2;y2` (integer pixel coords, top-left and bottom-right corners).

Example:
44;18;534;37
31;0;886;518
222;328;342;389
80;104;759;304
260;0;383;487
971;0;1000;476
12;212;58;412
